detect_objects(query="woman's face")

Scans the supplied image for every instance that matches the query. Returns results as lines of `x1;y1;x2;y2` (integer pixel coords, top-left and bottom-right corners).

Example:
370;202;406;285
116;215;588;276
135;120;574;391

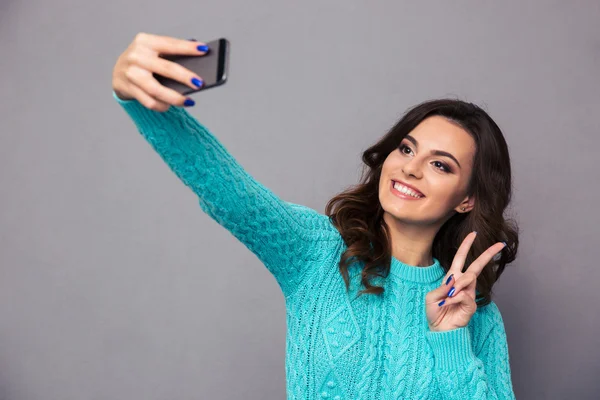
378;116;476;226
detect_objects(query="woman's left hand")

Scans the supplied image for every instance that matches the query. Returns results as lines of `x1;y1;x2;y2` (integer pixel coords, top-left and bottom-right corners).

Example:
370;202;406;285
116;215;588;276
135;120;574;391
425;231;506;332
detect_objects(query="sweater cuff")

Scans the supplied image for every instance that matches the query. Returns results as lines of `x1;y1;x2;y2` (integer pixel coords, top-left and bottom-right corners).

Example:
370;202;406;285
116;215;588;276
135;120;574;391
112;89;181;128
113;89;136;104
425;326;477;370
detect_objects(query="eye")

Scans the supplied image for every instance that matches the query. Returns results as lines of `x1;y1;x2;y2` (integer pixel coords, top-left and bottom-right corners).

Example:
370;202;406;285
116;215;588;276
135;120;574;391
398;144;452;173
399;144;412;155
433;161;451;173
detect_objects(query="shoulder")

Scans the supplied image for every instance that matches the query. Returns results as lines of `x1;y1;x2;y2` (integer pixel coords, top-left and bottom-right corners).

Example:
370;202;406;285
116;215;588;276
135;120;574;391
285;202;343;240
468;300;507;350
474;300;505;325
470;300;506;330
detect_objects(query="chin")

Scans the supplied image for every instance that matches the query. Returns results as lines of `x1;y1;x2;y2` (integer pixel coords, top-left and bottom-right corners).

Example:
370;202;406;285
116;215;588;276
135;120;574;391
381;198;440;227
382;203;416;221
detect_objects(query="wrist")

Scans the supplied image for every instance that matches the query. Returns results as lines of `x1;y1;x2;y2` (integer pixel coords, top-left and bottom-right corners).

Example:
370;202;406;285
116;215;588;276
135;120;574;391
113;89;133;101
428;323;466;332
425;326;476;369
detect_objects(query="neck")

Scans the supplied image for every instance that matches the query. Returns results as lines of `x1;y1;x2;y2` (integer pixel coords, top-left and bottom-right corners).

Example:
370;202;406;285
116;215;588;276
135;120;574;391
383;212;439;267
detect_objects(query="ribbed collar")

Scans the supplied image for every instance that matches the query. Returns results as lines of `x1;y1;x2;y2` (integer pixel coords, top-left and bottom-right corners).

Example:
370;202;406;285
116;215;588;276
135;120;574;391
388;256;445;284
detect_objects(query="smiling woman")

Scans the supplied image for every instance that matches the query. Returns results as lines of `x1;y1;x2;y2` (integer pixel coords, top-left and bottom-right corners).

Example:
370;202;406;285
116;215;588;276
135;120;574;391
319;99;519;398
326;99;518;307
112;34;517;398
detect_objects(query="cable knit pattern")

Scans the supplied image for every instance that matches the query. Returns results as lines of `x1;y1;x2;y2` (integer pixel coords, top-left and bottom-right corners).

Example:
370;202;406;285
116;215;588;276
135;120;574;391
113;91;516;399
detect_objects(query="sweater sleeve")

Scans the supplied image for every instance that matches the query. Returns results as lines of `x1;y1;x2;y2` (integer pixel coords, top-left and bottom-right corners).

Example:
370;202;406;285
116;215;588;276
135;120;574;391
112;91;339;298
425;301;516;399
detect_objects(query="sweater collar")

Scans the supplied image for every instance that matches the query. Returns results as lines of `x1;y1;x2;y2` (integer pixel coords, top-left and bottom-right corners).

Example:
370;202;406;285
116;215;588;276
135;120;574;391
388;256;445;284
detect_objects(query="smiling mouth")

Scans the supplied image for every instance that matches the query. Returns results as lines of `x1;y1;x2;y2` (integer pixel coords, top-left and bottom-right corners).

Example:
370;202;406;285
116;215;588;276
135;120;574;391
391;180;425;199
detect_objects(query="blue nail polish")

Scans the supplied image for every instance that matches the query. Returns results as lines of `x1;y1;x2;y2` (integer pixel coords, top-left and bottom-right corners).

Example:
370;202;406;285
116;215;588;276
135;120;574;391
445;274;453;285
197;44;209;52
184;98;195;107
447;287;456;297
502;241;507;247
438;300;446;307
191;77;203;88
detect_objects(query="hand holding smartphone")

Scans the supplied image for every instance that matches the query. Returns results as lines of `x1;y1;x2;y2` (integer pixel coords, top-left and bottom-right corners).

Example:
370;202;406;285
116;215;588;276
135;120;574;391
154;38;229;96
111;34;230;112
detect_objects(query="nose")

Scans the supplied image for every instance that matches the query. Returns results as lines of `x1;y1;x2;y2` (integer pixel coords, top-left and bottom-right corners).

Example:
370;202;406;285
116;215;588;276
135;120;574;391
402;158;423;178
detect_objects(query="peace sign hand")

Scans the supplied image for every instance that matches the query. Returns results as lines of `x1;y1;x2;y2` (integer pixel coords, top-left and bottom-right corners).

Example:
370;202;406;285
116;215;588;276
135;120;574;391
425;232;506;332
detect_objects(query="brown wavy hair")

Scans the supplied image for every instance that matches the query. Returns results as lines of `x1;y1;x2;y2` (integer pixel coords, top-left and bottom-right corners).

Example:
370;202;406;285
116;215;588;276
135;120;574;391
325;98;519;306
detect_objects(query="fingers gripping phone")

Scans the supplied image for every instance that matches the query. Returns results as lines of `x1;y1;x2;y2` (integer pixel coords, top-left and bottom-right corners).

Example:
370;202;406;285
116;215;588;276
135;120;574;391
153;38;229;96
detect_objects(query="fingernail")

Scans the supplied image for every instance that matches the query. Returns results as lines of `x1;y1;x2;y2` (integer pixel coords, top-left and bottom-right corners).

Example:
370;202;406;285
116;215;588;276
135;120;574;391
502;241;507;248
447;287;456;297
438;300;446;307
473;231;477;235
191;77;203;88
445;274;453;285
184;98;195;107
197;44;209;52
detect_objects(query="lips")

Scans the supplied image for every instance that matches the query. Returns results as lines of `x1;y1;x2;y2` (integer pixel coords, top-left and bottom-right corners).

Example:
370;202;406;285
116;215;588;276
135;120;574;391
392;180;425;197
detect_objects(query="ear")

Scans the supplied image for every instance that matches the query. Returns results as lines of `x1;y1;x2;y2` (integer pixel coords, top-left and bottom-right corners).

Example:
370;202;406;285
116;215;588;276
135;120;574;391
455;195;475;213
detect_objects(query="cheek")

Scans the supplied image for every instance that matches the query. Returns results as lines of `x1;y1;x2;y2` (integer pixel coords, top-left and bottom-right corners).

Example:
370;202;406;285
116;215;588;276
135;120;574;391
382;152;403;170
428;180;464;208
379;160;395;188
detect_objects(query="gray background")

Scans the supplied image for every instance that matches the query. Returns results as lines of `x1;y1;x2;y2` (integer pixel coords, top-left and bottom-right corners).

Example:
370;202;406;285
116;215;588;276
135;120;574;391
1;0;598;399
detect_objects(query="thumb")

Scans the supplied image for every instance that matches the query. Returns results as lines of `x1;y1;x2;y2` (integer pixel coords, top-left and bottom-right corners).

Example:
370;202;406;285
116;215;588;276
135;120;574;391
428;274;455;302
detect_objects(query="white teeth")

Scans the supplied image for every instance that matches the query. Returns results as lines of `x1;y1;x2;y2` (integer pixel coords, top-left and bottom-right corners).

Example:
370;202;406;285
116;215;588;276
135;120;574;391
393;182;422;198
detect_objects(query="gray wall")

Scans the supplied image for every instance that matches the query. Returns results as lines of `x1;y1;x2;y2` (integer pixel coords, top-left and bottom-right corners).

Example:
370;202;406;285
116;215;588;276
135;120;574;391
1;0;598;399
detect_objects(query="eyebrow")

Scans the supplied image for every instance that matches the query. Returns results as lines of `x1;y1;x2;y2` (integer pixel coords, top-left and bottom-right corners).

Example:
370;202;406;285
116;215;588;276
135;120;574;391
403;135;461;169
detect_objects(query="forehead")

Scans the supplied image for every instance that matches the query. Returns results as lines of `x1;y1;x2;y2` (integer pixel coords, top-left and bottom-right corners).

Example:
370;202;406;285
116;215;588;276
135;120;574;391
407;116;476;160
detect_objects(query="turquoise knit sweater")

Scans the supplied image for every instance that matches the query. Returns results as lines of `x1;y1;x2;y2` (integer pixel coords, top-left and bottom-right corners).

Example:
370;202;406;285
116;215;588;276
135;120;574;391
113;91;516;399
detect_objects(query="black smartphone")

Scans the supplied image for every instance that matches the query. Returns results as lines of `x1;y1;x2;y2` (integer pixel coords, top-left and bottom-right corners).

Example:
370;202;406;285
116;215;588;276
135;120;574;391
153;38;229;96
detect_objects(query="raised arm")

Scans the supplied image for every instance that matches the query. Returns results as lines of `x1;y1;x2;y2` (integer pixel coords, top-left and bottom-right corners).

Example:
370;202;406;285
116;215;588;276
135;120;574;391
113;92;339;297
111;33;340;298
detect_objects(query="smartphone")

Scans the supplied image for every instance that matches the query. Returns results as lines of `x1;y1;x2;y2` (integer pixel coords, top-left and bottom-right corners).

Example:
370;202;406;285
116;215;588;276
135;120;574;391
153;38;229;96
